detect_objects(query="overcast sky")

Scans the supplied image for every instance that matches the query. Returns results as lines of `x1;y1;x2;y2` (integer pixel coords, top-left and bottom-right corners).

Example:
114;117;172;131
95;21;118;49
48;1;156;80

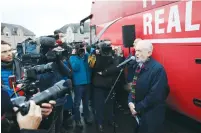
1;0;92;37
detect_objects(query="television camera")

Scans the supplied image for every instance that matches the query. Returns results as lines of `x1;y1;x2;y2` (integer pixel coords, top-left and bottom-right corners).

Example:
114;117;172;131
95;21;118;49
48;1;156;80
16;36;72;66
14;62;55;98
13;36;73;98
88;40;113;68
96;40;113;56
72;41;86;56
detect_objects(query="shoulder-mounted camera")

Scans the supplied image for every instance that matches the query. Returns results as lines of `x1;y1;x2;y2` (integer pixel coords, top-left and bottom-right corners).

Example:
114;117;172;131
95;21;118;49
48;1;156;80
97;40;112;56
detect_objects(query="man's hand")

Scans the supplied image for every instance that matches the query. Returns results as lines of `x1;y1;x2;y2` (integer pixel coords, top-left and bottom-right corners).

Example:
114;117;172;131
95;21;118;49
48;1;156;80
96;50;100;54
41;100;56;117
97;72;102;75
128;102;137;116
72;49;76;54
16;83;23;88
14;101;42;130
130;108;137;116
128;102;135;109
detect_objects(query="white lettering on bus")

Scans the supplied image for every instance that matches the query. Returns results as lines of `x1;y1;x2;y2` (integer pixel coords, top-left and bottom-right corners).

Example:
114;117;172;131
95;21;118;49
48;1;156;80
143;1;200;35
155;9;165;34
143;0;156;8
167;5;181;33
143;13;152;35
185;1;200;31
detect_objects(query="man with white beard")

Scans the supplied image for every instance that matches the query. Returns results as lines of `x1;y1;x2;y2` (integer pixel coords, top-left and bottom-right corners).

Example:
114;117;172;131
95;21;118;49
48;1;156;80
127;40;169;133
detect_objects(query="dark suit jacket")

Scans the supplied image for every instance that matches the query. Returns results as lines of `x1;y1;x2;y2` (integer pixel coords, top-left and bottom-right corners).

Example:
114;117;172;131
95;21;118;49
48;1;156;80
127;57;169;133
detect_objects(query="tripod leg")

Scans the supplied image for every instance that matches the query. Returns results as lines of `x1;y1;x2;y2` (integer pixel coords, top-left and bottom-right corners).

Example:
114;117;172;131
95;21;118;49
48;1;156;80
104;69;124;133
105;69;124;104
113;92;116;133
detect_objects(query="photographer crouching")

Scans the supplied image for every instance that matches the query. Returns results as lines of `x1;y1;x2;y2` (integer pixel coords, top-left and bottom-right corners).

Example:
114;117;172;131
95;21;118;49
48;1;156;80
89;40;124;132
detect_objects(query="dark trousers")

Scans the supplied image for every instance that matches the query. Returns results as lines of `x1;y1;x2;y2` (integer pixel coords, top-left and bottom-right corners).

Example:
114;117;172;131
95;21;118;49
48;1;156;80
116;82;128;109
55;106;64;133
89;85;94;108
94;88;114;125
134;104;166;133
74;84;90;121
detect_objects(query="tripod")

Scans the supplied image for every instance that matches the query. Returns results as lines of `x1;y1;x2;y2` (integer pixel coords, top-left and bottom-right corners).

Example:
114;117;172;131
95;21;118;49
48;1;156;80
105;68;124;133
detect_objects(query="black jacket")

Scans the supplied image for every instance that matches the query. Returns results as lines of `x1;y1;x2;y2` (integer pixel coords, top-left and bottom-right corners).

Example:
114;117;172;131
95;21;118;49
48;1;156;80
92;55;124;89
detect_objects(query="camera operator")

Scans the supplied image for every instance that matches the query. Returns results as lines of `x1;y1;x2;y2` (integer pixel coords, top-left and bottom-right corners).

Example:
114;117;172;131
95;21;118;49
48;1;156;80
53;30;74;132
1;88;55;133
90;40;123;132
15;35;70;133
1;40;21;97
69;42;92;129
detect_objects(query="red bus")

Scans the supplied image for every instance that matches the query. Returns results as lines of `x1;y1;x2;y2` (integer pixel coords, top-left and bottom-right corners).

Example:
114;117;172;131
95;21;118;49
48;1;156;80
80;0;201;123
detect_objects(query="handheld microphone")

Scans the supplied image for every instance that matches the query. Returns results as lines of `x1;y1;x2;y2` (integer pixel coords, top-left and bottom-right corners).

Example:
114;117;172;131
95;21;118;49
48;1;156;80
117;56;135;68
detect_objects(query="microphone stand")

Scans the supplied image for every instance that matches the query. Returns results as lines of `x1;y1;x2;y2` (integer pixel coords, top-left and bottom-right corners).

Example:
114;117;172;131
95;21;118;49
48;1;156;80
105;68;124;133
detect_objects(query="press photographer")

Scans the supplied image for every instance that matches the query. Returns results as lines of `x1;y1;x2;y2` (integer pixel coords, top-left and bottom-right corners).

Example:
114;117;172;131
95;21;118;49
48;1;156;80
32;36;72;133
1;41;56;132
53;30;74;132
69;42;92;129
89;40;124;132
12;35;72;133
14;36;72;92
12;36;72;96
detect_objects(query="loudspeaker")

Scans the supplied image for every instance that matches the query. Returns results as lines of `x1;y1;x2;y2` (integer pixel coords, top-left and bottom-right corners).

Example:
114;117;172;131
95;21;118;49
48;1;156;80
122;25;136;48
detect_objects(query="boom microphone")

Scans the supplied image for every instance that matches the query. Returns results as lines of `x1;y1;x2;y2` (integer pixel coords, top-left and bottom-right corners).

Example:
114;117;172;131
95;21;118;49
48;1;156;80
34;36;56;47
117;56;135;68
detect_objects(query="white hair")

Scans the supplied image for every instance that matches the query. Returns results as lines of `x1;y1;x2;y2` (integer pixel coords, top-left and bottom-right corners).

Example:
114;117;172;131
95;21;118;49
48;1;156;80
135;40;153;52
133;38;142;47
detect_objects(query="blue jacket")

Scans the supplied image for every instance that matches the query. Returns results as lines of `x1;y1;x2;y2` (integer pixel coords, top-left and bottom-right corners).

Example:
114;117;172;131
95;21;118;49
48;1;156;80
1;68;12;87
1;69;14;97
69;54;91;86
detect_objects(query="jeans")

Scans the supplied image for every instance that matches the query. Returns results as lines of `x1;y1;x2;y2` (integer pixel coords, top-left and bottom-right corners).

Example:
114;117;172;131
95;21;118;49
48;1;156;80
74;84;90;121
